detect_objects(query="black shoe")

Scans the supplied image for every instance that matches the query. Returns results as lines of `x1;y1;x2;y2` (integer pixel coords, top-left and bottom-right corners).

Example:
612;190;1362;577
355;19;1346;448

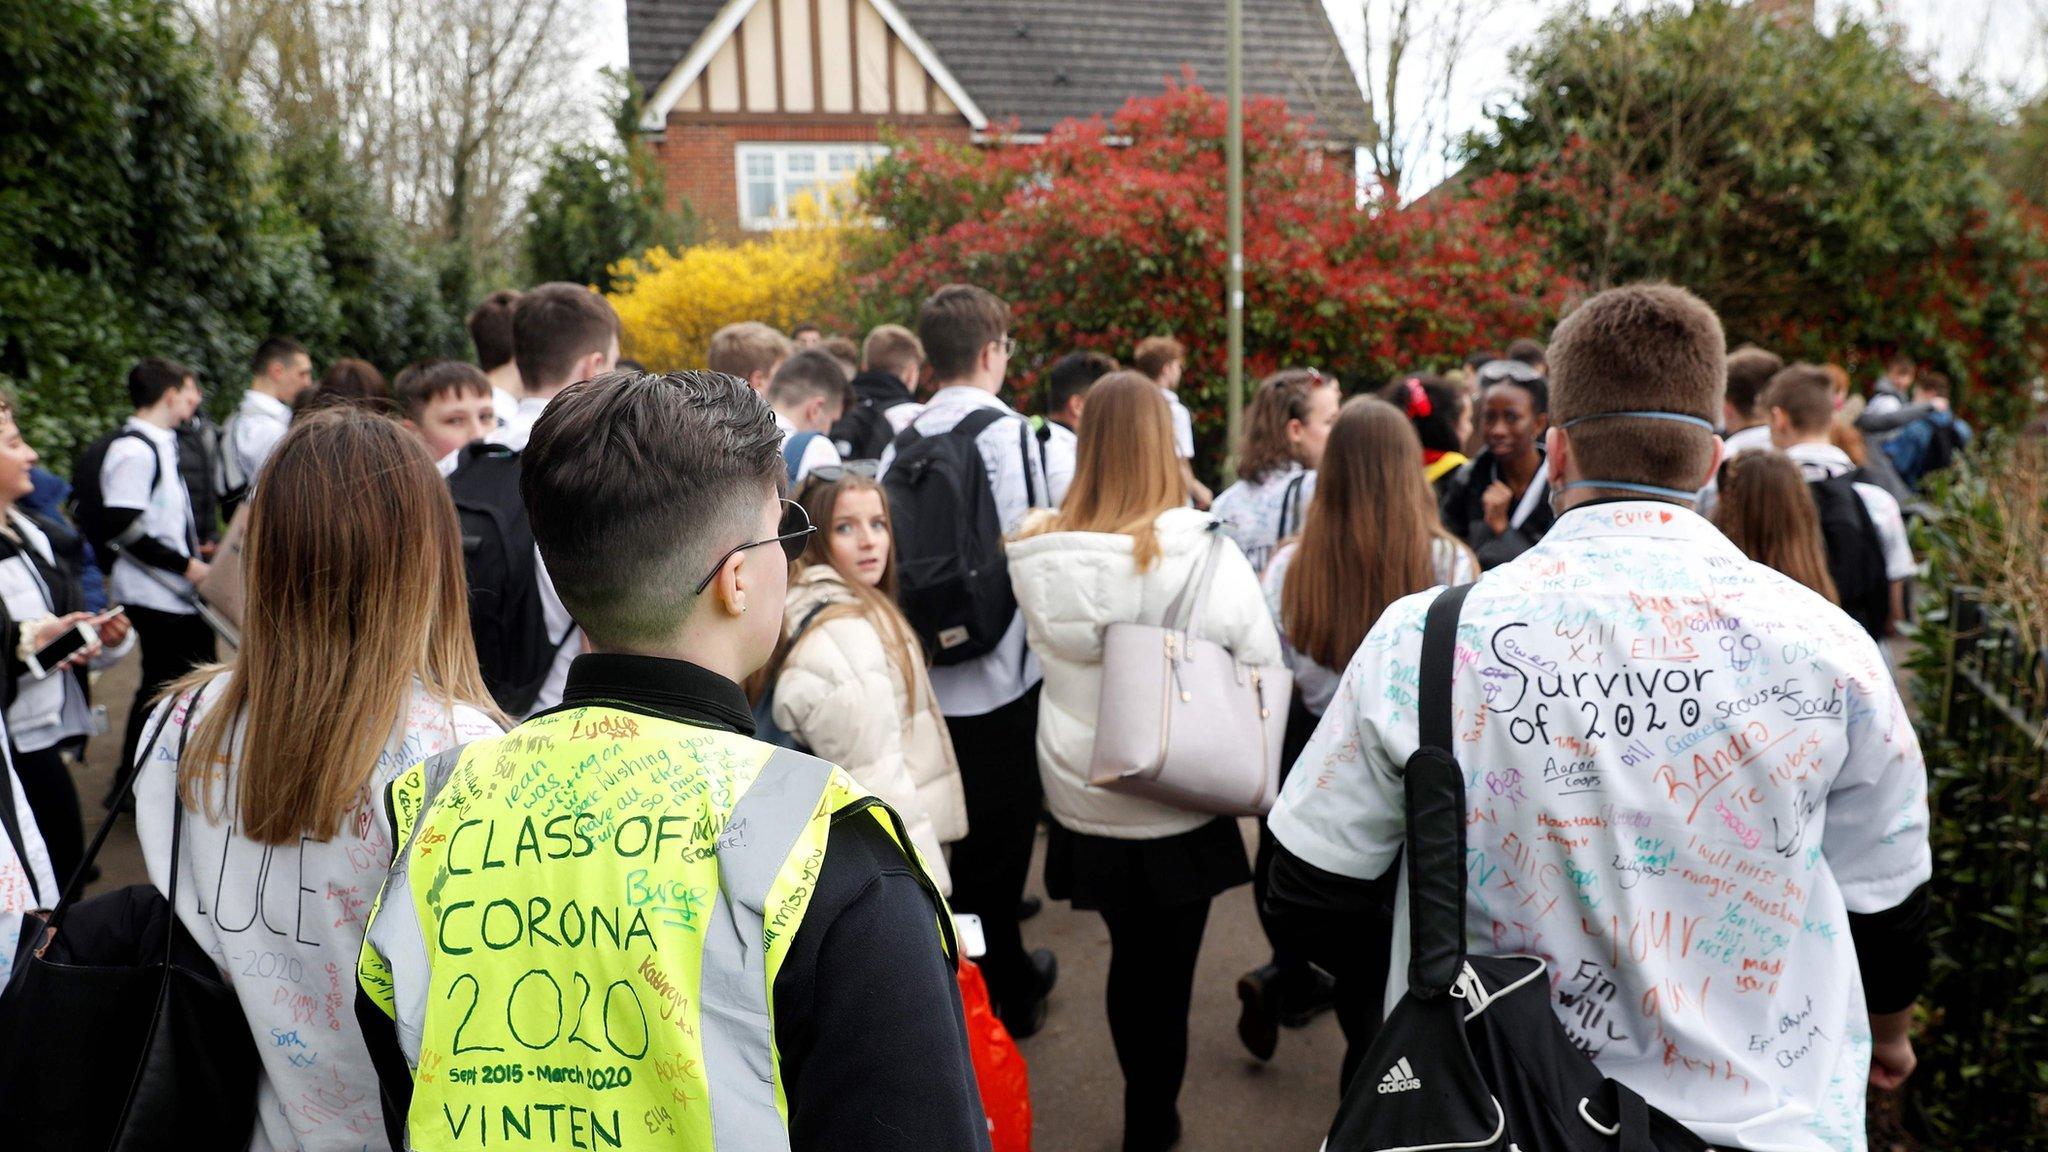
1277;963;1339;1028
998;949;1060;1040
1123;1109;1182;1152
1236;964;1281;1061
1028;946;1058;999
1017;895;1043;921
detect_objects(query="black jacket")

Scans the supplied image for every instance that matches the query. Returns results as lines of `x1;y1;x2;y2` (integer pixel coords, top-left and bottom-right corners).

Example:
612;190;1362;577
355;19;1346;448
830;370;919;461
1439;449;1555;570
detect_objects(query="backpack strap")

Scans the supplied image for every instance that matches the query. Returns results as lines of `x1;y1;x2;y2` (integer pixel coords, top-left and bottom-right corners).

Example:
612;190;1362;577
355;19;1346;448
783;432;818;484
1406;581;1477;999
1279;472;1308;539
1017;417;1041;509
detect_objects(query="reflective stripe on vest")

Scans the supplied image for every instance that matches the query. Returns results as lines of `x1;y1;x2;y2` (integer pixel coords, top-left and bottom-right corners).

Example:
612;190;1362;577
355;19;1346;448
357;706;951;1150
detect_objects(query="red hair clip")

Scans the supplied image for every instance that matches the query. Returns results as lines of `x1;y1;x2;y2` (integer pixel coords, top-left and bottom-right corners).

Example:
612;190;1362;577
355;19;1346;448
1404;377;1432;419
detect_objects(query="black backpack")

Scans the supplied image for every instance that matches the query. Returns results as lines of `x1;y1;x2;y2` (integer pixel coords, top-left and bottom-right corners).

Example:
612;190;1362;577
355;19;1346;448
832;395;917;462
447;442;568;716
69;428;159;575
884;408;1037;665
1916;418;1964;480
1807;472;1890;639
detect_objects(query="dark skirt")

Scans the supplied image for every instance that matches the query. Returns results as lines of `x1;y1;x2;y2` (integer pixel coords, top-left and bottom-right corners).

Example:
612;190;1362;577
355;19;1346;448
1043;814;1251;912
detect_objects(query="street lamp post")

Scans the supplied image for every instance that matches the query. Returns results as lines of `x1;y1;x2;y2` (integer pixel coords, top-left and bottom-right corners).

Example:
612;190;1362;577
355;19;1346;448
1224;0;1245;482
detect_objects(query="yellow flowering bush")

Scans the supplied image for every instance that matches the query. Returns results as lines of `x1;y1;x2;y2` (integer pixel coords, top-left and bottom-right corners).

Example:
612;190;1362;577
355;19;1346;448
606;213;849;371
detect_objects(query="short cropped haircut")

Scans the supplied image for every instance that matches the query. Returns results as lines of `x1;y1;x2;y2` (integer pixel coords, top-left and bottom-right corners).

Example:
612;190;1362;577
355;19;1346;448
393;359;493;421
918;284;1008;383
1914;371;1951;400
1724;346;1786;422
467;290;520;371
1761;364;1837;435
522;370;783;646
251;336;306;377
1132;336;1186;381
1547;284;1725;492
708;322;793;380
792;322;821;339
861;324;924;381
767;349;854;410
1047;350;1118;415
1506;337;1547;368
512;283;619;390
129;357;194;409
820;336;859;374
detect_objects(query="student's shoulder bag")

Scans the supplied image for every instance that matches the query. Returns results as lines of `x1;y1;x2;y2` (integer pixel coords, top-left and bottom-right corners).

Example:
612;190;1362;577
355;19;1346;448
0;687;260;1151
1325;582;1709;1152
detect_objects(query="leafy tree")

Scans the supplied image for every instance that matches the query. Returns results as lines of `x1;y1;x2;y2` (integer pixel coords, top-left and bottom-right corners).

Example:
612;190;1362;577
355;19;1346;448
524;72;694;291
1465;0;2048;402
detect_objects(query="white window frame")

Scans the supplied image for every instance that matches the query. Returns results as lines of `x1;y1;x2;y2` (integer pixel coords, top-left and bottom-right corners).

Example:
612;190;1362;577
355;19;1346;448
735;142;889;231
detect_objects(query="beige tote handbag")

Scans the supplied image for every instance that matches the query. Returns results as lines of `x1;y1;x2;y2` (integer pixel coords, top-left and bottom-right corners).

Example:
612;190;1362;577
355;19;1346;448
1088;531;1290;815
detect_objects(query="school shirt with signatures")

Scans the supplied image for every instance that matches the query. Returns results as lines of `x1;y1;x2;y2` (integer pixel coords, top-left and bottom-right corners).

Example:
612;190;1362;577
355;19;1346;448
1269;501;1930;1152
135;678;501;1152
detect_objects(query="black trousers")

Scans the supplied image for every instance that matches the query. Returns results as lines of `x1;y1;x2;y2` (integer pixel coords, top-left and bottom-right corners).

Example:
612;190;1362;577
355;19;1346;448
1102;898;1212;1149
1252;694;1323;972
941;685;1044;1012
11;743;81;893
113;605;215;803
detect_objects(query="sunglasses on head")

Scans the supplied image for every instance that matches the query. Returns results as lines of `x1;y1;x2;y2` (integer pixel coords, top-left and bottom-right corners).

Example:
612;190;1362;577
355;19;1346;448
1477;359;1544;386
692;499;816;595
806;460;880;483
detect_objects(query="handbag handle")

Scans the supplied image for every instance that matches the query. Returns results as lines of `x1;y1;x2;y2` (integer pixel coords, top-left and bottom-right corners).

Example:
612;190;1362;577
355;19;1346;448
37;686;197;947
1161;527;1229;638
1403;582;1475;998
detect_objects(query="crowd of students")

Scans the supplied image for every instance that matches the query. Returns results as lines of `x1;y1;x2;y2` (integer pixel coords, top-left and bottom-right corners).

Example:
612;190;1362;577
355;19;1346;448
0;271;1981;1152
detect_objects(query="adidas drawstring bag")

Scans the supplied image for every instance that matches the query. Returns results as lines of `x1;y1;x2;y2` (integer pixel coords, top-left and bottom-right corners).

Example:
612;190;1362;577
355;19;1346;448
1324;583;1712;1152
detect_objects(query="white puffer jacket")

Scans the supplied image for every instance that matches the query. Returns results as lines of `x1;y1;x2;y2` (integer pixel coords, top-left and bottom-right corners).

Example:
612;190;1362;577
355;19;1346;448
1009;508;1284;840
772;565;967;892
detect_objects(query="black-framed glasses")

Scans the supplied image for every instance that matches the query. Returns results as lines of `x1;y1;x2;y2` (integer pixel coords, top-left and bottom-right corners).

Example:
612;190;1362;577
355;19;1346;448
692;499;816;595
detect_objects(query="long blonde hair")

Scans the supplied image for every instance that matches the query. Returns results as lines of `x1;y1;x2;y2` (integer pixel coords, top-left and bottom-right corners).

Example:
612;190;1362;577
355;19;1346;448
778;471;922;707
1020;370;1186;570
168;407;501;842
1711;450;1840;604
1284;397;1472;669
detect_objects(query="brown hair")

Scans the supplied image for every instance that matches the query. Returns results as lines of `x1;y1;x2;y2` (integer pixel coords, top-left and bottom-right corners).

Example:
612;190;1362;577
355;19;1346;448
1283;397;1471;669
313;358;388;404
708;321;794;381
523;370;783;647
767;349;853;410
1132;336;1186;382
1724;347;1785;423
1712;450;1839;603
1548;284;1725;493
861;324;924;381
1238;369;1337;483
820;336;860;375
392;359;492;421
1760;364;1836;436
168;408;500;842
917;284;1008;383
513;282;620;390
775;473;922;708
466;290;520;371
1018;371;1185;570
1914;371;1952;400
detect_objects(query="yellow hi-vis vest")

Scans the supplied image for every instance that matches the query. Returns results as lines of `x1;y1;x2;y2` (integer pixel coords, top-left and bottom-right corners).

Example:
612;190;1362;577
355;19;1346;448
357;705;953;1151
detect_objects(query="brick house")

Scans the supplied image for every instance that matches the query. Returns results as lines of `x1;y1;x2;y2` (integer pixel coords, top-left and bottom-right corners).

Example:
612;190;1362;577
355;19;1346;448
626;0;1373;235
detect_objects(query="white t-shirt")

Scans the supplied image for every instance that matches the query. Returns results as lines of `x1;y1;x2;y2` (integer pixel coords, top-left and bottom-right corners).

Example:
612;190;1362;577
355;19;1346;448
1782;442;1915;581
101;417;198;615
228;389;293;493
775;410;844;484
136;677;502;1152
1262;536;1475;715
1269;503;1930;1152
1163;387;1195;460
1211;464;1316;575
1041;420;1077;508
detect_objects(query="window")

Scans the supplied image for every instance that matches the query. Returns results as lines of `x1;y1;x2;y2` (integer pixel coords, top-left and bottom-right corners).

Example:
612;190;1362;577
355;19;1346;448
735;143;888;230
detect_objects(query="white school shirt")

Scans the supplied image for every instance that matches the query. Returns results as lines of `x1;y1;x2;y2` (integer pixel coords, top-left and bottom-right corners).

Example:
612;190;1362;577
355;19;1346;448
1261;537;1475;715
228;389;293;492
101;417;198;615
492;395;549;452
490;385;520;428
0;714;59;988
136;678;502;1152
1211;464;1317;575
1163;387;1195;459
1;514;133;751
1269;502;1930;1152
1041;420;1077;508
880;385;1050;717
774;409;844;483
1781;442;1915;582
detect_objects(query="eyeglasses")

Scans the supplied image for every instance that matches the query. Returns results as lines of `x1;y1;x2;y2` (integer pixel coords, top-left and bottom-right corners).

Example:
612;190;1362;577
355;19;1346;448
1476;359;1544;386
692;499;816;595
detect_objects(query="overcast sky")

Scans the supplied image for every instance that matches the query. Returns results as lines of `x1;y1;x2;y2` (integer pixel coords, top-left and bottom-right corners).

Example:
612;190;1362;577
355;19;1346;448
586;0;2045;193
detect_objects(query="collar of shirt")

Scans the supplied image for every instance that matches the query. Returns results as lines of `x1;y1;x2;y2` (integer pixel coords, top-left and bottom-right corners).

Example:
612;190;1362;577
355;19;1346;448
545;653;755;736
515;396;549;423
122;415;178;449
1540;499;1742;554
925;384;1015;415
773;409;796;436
1782;439;1855;477
239;389;292;423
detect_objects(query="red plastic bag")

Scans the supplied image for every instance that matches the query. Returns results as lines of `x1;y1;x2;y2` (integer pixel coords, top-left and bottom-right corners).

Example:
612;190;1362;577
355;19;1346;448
957;957;1032;1152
